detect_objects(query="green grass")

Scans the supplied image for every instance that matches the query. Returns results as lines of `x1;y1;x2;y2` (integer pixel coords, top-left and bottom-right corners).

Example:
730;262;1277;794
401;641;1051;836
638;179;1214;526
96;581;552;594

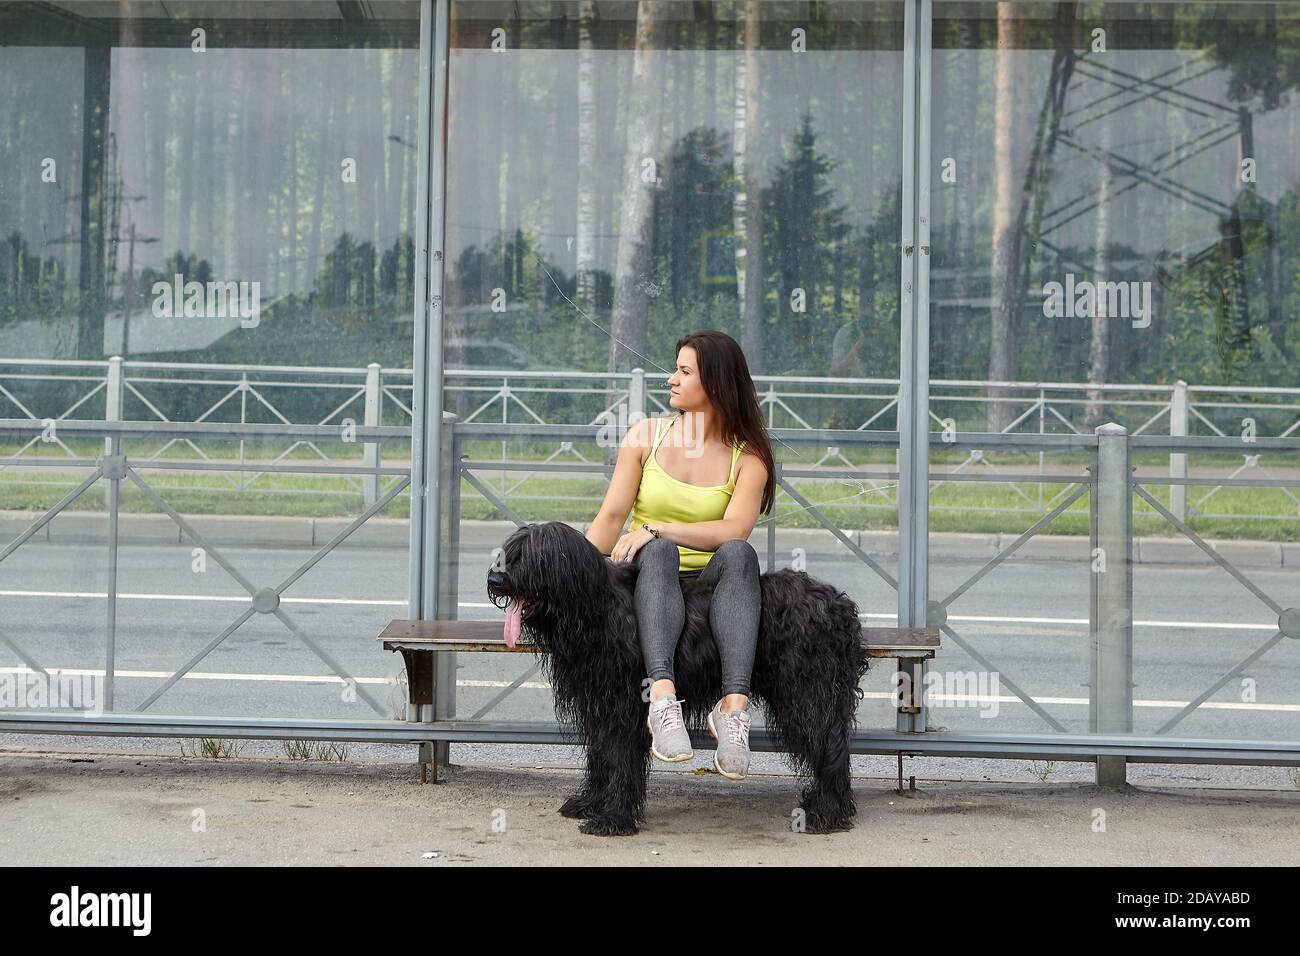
281;739;349;761
0;469;413;518
3;443;1297;540
178;737;242;759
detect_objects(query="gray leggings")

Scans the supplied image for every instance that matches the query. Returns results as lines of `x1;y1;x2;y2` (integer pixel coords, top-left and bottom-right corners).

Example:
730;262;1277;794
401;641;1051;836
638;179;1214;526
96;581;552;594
632;536;761;697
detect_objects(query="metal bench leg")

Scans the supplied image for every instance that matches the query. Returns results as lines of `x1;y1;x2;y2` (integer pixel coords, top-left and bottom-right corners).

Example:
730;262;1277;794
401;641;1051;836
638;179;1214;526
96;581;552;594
895;753;917;794
895;657;928;733
418;740;440;784
403;649;451;783
431;651;455;772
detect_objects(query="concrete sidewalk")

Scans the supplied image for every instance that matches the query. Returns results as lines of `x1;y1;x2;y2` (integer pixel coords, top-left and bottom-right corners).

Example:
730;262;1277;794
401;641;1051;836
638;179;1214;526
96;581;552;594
3;747;1298;865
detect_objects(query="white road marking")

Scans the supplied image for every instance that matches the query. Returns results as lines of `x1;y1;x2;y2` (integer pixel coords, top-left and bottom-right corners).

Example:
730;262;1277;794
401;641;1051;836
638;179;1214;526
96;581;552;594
0;591;1282;631
0;666;1295;711
0;666;548;689
0;589;405;606
0;594;1293;714
900;613;1277;632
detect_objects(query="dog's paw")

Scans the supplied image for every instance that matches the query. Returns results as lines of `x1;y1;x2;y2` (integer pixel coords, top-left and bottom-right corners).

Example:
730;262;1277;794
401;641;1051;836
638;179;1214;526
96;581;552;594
800;809;856;834
578;816;638;837
558;794;596;819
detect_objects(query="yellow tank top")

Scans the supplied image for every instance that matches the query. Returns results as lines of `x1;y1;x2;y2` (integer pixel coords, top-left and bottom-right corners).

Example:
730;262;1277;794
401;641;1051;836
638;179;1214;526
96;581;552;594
630;415;747;572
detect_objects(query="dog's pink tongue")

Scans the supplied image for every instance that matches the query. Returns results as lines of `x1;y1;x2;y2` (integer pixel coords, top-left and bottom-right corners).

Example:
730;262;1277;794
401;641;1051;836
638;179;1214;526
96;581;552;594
503;599;522;648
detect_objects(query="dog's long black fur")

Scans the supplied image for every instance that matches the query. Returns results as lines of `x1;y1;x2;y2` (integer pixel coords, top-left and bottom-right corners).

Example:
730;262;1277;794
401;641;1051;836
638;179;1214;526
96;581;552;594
485;521;869;836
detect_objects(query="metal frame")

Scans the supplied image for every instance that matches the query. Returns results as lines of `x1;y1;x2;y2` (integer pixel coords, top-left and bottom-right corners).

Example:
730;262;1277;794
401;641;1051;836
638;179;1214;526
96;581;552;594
896;0;932;734
3;712;1297;767
406;0;456;766
407;0;437;623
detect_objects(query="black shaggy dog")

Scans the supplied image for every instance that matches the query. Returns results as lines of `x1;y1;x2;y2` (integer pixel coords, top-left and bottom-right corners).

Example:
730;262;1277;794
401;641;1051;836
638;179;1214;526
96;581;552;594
485;521;870;836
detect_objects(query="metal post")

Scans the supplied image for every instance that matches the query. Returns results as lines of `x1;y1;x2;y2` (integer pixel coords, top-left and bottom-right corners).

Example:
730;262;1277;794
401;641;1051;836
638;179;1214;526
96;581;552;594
629;366;645;423
418;0;451;628
104;357;122;454
1169;380;1188;522
422;0;451;607
500;375;508;487
363;362;382;506
1037;387;1046;511
404;0;453;780
896;0;932;734
407;0;435;620
434;412;460;740
1091;422;1133;786
239;372;248;492
422;0;451;773
103;356;124;711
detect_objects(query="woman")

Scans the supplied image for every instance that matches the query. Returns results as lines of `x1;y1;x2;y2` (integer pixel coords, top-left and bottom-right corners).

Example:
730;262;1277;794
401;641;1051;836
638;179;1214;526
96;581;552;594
584;331;775;779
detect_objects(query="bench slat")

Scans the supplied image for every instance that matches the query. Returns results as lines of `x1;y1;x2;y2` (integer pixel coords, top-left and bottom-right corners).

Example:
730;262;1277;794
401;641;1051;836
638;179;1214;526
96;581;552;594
860;627;941;650
380;619;502;643
379;619;518;654
379;620;939;658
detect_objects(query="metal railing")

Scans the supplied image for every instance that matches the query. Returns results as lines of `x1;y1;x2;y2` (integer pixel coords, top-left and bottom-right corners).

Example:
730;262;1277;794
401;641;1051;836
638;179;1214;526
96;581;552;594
1;413;1298;777
4;358;1298;524
5;358;1294;522
439;419;1300;778
0;357;414;506
0;416;411;717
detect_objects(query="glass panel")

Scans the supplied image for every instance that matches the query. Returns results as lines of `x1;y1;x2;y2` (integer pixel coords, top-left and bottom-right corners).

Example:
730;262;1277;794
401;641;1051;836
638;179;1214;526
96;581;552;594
445;0;907;733
928;0;1300;745
0;1;421;722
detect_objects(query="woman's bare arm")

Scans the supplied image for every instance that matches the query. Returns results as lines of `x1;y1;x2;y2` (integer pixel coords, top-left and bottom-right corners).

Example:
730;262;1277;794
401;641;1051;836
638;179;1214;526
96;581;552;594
584;416;655;556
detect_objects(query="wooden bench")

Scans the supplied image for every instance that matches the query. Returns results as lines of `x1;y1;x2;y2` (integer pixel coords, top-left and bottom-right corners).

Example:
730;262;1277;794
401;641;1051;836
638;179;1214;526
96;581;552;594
379;619;940;783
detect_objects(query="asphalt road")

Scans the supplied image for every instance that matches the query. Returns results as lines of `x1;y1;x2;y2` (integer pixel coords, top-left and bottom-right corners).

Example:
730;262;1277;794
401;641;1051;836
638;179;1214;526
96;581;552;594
1;537;1298;743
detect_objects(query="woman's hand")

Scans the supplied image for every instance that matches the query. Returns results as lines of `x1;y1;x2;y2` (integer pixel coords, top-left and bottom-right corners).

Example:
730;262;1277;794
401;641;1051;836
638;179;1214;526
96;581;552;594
610;526;657;563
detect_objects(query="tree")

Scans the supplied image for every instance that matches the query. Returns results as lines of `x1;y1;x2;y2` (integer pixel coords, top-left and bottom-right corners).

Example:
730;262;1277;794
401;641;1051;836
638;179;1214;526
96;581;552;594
988;1;1076;430
608;0;670;376
732;0;765;372
988;1;1031;431
764;112;852;373
575;0;600;311
1085;9;1117;429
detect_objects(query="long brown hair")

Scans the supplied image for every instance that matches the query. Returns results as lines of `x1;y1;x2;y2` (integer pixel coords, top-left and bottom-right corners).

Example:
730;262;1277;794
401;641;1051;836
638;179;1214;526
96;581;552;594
673;330;776;516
